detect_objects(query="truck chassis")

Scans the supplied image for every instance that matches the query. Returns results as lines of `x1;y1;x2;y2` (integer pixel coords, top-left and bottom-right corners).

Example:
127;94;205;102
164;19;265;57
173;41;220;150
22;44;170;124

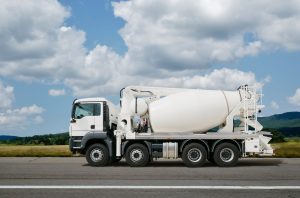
70;130;272;167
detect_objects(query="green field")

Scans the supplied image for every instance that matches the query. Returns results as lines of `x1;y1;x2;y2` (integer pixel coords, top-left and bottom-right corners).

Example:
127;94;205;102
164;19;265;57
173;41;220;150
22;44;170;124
0;140;300;157
272;139;300;158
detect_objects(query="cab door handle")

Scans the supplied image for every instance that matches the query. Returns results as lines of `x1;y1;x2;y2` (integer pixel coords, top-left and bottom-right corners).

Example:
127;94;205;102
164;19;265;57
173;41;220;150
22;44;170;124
90;125;95;129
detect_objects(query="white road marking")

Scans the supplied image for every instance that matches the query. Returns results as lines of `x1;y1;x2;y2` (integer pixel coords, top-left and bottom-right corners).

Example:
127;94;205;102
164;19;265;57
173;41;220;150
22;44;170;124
0;186;299;190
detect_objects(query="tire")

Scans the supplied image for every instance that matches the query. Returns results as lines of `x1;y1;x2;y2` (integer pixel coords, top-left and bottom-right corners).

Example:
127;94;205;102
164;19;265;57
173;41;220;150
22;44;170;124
213;143;239;167
125;143;149;167
182;143;207;167
86;144;109;166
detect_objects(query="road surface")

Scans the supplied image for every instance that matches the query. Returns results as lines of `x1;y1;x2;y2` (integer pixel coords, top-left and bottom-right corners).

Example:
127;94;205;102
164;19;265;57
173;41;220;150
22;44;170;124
0;157;299;198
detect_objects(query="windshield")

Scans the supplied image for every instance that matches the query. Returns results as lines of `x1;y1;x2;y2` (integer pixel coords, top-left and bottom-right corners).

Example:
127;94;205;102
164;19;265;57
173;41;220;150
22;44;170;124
72;103;101;119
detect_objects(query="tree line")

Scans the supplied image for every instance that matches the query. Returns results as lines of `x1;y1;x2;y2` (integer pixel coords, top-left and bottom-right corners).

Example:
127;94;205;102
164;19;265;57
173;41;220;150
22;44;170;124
0;132;69;145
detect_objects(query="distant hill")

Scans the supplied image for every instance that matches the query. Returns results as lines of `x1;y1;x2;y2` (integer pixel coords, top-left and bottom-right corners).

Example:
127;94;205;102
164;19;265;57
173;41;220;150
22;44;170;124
259;112;300;137
0;135;18;141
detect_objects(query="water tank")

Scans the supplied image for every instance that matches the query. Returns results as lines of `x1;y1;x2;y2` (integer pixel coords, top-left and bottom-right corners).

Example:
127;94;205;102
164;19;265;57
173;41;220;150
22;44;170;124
148;90;240;133
130;98;148;116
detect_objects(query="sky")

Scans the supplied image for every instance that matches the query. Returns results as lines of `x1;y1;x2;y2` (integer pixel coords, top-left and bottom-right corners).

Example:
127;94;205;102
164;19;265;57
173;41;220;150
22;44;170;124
0;0;300;136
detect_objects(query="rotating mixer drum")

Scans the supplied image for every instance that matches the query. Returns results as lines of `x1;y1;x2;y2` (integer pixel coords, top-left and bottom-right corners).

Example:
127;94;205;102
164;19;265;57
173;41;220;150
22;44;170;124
148;90;240;133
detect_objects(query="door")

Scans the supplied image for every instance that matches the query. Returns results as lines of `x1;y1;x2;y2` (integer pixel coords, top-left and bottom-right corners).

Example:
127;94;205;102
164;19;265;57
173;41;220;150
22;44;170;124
70;102;103;136
93;103;103;132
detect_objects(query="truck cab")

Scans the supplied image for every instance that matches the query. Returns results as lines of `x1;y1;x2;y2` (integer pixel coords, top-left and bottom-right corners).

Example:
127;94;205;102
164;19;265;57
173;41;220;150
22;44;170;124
69;98;119;165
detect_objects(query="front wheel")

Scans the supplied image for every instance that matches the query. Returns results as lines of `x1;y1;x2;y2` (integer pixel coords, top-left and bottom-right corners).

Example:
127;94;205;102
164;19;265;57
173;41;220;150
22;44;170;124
125;143;149;167
86;144;109;166
213;143;239;167
182;143;207;167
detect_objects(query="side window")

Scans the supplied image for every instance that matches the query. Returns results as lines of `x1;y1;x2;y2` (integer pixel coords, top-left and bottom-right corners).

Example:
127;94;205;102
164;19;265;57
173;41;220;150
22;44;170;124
94;103;101;116
74;103;101;119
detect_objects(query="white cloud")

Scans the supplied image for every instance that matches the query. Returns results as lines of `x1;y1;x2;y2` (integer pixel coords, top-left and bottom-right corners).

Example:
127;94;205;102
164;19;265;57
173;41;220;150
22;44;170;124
0;79;44;131
64;45;122;96
0;0;69;62
148;68;259;90
0;0;298;98
263;75;272;84
288;88;300;106
49;89;66;96
0;0;85;82
0;104;44;130
270;101;279;110
113;0;300;72
0;81;14;109
6;104;44;115
34;115;44;124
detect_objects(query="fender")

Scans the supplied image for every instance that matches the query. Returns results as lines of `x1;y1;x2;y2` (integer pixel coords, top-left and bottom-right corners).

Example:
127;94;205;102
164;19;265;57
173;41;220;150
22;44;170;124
121;141;152;157
80;131;107;148
80;131;113;157
180;139;210;153
211;139;242;153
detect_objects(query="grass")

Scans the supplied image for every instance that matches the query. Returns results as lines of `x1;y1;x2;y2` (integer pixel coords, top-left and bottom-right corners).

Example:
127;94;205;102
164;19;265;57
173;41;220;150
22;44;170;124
272;138;300;158
0;145;72;157
0;139;300;157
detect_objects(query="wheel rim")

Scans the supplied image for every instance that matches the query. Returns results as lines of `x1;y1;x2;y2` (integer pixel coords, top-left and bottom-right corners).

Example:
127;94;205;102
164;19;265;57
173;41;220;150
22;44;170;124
187;148;202;163
130;149;143;162
90;148;104;162
220;148;234;162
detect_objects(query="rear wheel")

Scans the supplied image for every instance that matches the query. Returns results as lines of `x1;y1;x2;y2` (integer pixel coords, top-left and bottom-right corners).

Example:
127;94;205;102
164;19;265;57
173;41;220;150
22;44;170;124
86;144;109;166
182;143;207;167
213;143;239;167
125;143;149;167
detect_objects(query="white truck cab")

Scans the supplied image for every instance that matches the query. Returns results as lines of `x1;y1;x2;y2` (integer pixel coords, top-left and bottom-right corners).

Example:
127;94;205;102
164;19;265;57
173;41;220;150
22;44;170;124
70;98;118;136
69;98;119;163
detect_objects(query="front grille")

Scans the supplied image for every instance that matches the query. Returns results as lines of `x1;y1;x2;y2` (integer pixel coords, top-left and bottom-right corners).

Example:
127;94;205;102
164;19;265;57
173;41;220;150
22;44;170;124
72;136;83;140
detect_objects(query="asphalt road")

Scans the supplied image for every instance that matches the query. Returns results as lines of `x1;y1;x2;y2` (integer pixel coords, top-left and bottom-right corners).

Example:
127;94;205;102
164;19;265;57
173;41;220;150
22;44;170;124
0;157;299;198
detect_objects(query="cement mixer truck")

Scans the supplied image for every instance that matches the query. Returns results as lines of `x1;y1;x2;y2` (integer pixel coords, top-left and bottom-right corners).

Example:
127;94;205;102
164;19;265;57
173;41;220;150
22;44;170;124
69;85;273;167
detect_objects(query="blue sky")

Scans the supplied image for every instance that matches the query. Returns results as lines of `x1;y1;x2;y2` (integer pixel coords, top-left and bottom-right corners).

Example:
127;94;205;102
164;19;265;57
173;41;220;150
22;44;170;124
0;0;299;136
